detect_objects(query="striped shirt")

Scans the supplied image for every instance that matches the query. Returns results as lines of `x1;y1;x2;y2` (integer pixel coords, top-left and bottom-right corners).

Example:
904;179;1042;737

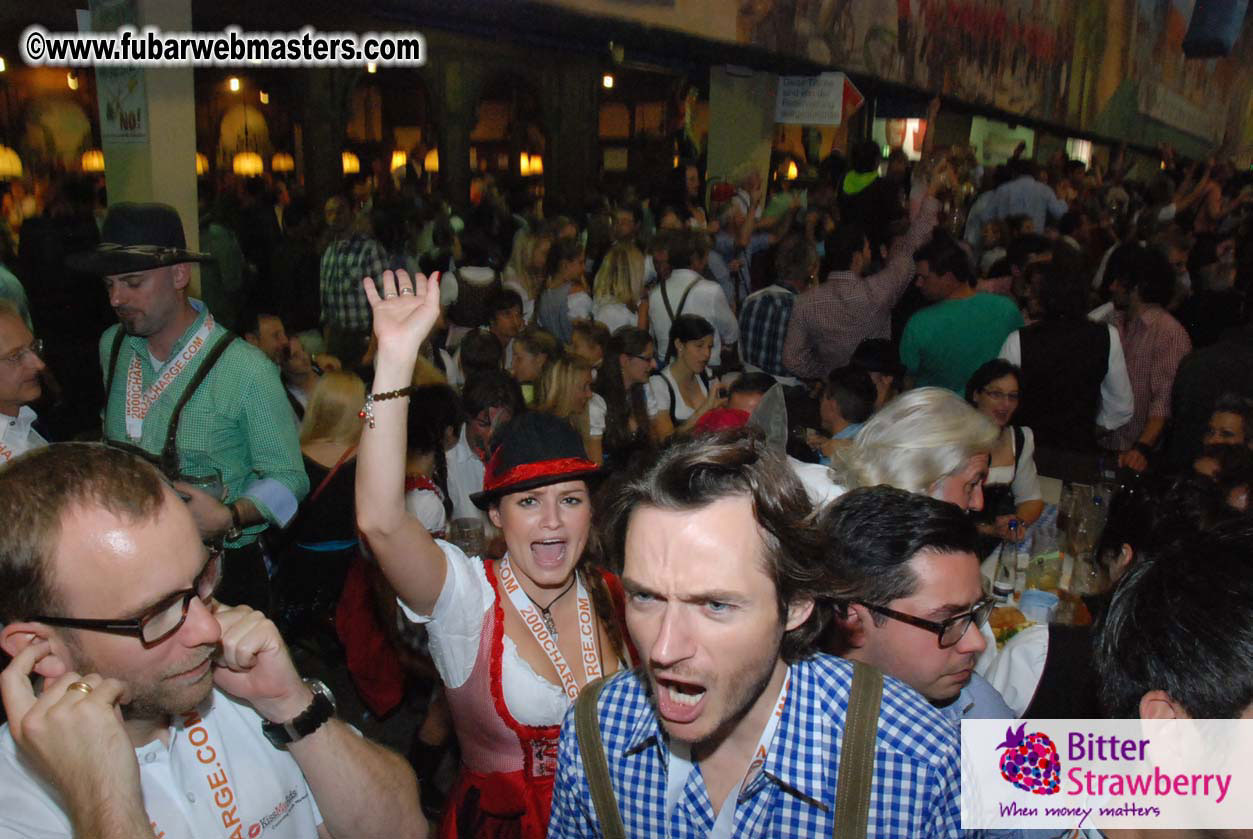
1103;305;1191;451
319;234;388;333
549;655;968;838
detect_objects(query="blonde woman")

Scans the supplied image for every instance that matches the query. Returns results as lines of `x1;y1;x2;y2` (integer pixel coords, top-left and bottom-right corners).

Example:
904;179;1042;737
502;230;552;322
510;326;560;405
592;242;647;333
534;353;599;462
275;371;367;637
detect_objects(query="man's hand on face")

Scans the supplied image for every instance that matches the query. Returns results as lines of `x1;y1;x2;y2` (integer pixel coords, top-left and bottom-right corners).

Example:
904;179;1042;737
0;641;143;815
172;481;233;539
210;604;311;724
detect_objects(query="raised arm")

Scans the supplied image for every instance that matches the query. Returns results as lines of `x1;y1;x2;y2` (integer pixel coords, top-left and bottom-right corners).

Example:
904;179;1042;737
354;270;450;616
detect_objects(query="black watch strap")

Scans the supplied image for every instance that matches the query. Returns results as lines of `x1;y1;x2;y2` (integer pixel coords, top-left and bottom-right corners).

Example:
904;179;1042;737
262;680;336;748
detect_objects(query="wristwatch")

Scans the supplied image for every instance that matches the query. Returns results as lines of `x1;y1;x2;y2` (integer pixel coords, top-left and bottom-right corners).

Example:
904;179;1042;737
224;501;244;542
262;679;337;748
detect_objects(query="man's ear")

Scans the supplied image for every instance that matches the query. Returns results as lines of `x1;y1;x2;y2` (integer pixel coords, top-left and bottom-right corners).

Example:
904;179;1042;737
784;597;814;633
835;603;869;649
170;262;192;292
1140;689;1190;720
0;622;74;680
244;333;260;347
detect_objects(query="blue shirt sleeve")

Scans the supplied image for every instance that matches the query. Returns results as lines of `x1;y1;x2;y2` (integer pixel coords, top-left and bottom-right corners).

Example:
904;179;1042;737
549;706;597;838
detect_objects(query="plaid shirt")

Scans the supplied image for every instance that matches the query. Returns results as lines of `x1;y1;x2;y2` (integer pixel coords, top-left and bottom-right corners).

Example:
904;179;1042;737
319;234;388;332
549;655;968;838
782;197;938;380
1104;305;1192;451
738;285;796;377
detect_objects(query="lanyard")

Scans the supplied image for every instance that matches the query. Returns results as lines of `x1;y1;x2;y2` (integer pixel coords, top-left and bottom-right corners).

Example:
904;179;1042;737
150;704;239;839
664;669;790;839
497;556;602;702
124;316;215;441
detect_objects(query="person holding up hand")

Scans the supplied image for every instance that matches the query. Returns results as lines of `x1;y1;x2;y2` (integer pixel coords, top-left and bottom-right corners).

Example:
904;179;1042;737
0;443;424;839
355;269;633;839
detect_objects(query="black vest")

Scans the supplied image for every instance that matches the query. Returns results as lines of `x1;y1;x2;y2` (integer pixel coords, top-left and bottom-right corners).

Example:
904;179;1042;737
1017;319;1110;452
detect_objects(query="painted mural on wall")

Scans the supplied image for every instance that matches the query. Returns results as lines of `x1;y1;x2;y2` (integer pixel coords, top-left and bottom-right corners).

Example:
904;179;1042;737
736;0;1253;151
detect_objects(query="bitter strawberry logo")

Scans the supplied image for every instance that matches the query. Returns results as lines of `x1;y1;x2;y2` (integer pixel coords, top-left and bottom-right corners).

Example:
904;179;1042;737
996;723;1061;795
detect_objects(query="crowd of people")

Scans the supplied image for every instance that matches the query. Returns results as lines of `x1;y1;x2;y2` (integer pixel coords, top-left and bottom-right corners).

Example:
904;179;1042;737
1;108;1253;839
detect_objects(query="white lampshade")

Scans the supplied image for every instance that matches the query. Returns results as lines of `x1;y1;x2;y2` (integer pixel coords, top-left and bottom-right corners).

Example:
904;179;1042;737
0;146;22;179
271;152;294;173
341;150;360;175
80;148;105;172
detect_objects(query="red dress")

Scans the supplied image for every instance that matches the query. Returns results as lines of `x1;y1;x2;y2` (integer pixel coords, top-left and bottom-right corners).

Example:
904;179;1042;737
439;561;627;839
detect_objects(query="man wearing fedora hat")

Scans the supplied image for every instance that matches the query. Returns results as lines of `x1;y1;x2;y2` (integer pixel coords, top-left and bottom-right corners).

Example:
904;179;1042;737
68;203;308;611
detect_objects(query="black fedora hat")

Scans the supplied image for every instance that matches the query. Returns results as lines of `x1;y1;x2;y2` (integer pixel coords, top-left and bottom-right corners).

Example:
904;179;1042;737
66;202;211;275
469;412;604;510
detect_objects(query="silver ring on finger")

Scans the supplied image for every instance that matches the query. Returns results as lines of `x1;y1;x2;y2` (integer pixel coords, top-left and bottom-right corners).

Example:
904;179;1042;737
67;681;93;695
383;292;398;299
399;287;415;296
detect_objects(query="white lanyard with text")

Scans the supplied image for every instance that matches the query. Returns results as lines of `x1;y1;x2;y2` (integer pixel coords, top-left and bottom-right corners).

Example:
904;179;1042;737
498;556;602;702
150;704;245;839
664;669;790;839
124;316;215;441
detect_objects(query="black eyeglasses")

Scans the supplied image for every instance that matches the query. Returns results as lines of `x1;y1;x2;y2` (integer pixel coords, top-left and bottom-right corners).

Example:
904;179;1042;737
629;353;656;364
856;598;995;648
28;546;223;648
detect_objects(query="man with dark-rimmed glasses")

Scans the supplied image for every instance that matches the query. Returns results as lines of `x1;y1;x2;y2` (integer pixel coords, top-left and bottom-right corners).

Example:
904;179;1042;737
0;443;424;839
819;485;1014;721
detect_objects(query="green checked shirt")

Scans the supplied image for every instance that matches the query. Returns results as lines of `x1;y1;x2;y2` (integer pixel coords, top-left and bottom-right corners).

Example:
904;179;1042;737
99;301;309;546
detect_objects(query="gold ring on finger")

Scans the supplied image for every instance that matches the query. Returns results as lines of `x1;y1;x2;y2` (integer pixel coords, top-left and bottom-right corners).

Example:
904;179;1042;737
67;681;93;695
399;287;415;296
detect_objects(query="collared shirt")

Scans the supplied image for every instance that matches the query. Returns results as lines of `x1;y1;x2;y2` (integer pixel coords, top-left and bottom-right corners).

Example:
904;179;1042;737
783;197;938;380
989;176;1069;233
900;293;1025;393
549;655;967;838
1103;306;1191;451
0;405;46;463
648;269;739;362
738;285;796;378
319;234;388;333
999;327;1135;431
99;302;308;541
0;690;323;839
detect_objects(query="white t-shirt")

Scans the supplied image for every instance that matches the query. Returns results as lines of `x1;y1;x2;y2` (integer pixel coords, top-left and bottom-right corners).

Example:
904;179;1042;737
593;299;637;335
568;290;594;323
406;484;448;538
446;425;487;525
398;541;575;726
0;691;323;839
647;367;708;423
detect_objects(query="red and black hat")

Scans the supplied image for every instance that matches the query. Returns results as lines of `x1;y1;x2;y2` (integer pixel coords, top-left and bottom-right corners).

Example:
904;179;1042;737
469;412;604;510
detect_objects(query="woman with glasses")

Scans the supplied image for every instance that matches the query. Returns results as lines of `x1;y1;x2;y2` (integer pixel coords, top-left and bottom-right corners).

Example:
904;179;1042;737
590;326;661;471
965;359;1043;551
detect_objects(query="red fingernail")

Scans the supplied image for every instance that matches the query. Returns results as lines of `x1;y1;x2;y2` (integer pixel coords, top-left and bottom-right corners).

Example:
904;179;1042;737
432;271;441;285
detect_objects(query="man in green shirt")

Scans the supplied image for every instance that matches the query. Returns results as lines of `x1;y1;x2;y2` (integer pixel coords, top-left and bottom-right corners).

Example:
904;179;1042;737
900;232;1024;394
68;203;308;610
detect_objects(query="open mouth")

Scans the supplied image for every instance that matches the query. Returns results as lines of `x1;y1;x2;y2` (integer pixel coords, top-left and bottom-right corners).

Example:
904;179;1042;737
530;539;568;568
654;675;708;723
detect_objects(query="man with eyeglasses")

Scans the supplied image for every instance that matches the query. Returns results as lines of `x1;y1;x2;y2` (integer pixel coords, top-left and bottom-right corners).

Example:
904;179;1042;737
820;486;1013;720
0;299;48;464
0;443;425;839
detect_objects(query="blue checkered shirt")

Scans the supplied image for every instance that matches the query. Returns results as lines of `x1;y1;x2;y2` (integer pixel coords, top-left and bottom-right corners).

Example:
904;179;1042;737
319;234;388;332
738;285;797;378
549;655;969;838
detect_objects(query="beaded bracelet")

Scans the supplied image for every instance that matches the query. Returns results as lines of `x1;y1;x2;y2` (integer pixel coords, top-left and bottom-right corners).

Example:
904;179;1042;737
359;387;411;429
